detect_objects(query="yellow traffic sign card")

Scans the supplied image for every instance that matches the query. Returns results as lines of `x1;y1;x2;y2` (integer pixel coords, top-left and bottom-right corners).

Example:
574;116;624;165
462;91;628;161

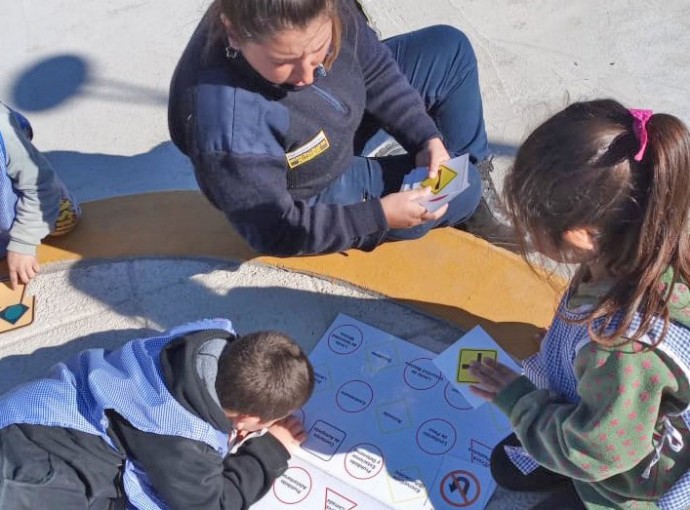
433;325;523;408
456;349;497;383
421;165;457;194
400;154;471;213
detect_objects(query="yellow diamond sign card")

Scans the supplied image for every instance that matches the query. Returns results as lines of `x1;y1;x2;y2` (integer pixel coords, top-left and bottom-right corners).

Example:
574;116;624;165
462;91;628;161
400;154;471;213
421;164;457;194
433;326;523;408
456;349;497;383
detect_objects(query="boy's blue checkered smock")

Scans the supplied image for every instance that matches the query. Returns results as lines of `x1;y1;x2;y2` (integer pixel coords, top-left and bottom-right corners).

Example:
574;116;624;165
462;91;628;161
0;131;19;254
0;318;236;510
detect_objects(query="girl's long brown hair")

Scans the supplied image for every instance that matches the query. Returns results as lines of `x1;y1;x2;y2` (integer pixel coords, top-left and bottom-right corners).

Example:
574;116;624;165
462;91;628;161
505;99;690;345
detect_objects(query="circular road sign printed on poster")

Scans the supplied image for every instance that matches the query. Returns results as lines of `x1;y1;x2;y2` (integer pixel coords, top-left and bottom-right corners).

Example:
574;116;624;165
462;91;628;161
403;357;442;390
444;383;473;411
415;418;457;456
328;325;363;355
336;380;374;413
440;470;481;508
344;443;384;480
273;466;312;504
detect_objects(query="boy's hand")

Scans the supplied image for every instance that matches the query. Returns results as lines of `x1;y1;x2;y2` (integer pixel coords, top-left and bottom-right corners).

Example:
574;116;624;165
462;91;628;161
468;358;520;401
415;137;450;179
6;251;40;289
268;415;307;451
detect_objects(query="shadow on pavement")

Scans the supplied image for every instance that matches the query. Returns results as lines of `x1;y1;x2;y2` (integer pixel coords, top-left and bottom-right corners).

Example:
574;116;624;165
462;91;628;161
45;142;196;202
11;53;167;113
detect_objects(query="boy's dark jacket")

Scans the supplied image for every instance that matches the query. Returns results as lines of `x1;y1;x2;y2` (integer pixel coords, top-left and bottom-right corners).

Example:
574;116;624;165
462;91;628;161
8;331;290;510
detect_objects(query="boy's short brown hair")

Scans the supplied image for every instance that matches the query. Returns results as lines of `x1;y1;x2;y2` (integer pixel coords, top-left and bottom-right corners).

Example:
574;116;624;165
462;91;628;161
216;331;314;421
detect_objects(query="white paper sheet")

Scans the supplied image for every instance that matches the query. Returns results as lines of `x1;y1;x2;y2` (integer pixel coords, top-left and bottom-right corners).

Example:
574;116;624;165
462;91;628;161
400;154;470;213
253;315;512;510
433;326;522;409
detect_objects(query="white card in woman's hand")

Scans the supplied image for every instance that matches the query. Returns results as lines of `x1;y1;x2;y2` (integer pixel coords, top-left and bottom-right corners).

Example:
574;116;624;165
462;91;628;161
400;153;470;212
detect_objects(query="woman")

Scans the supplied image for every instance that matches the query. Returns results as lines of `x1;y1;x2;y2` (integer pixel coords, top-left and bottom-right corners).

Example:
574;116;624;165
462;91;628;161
169;0;508;256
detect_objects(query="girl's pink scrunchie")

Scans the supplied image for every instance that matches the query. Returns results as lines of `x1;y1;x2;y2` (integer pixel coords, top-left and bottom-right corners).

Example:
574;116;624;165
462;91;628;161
629;108;653;162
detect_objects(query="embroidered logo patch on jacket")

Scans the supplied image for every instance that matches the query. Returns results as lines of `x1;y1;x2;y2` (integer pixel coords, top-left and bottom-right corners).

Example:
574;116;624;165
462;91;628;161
285;130;330;169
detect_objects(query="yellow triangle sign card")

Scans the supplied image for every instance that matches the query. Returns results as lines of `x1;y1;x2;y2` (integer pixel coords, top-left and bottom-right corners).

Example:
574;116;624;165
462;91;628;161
421;165;457;195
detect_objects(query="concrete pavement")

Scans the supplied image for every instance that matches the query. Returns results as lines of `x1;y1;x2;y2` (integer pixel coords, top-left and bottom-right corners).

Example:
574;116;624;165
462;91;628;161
0;0;688;508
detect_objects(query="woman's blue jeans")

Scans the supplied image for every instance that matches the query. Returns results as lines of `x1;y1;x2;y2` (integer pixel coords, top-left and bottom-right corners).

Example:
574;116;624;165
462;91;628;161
311;25;488;241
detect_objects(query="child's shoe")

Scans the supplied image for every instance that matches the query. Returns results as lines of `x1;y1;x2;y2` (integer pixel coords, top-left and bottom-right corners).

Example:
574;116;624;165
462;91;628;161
48;187;82;237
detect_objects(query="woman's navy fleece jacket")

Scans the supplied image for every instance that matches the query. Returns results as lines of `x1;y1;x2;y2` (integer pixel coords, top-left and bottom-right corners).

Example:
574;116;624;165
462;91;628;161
168;0;440;255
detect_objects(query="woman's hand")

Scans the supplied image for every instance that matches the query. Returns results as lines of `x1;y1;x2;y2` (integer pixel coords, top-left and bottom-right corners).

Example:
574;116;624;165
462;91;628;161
6;251;40;289
415;137;450;179
380;188;448;229
468;358;520;401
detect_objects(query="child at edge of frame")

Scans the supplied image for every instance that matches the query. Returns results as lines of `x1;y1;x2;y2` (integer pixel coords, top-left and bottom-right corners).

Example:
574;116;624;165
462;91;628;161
468;99;690;510
0;102;81;289
0;318;314;510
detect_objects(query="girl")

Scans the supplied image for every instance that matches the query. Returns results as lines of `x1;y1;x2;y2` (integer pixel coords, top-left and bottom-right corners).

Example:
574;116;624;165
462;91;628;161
469;99;690;510
168;0;512;256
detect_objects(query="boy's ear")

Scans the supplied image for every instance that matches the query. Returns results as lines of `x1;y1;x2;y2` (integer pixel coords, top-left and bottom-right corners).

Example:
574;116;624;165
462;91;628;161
562;226;598;254
225;411;262;430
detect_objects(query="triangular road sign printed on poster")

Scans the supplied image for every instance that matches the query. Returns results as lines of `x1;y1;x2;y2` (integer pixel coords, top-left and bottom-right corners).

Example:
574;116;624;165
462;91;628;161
325;488;357;510
0;281;35;333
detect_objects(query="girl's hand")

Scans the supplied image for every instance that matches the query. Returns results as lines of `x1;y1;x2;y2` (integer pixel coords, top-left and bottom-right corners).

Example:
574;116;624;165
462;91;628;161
268;415;307;451
6;251;40;289
380;188;448;229
468;358;520;401
415;137;450;179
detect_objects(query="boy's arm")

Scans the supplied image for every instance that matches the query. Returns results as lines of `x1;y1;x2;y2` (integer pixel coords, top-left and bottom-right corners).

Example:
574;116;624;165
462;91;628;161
0;107;61;255
110;417;289;510
222;434;291;504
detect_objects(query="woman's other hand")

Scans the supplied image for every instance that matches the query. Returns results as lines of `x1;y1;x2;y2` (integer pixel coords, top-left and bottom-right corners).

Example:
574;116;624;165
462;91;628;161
415;137;450;179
